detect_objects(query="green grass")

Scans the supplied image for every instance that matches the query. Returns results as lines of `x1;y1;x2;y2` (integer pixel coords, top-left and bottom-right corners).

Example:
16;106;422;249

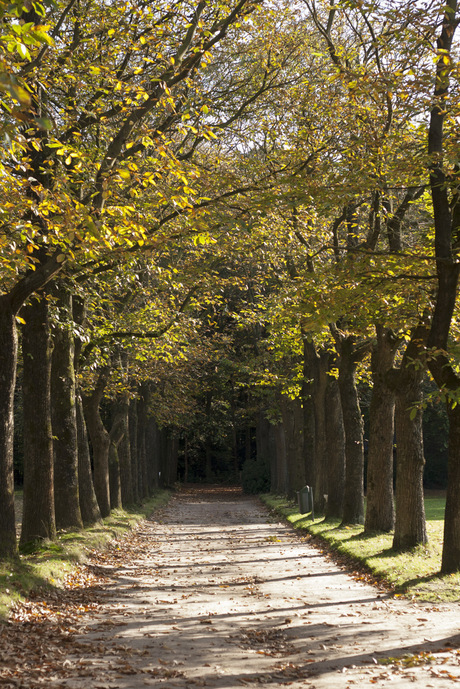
261;493;460;603
0;489;171;619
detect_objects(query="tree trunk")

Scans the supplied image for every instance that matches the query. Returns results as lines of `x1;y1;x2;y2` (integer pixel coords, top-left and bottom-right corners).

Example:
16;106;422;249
205;391;213;482
424;1;460;569
149;417;162;490
256;412;271;465
245;426;252;462
163;432;179;487
73;296;100;525
302;339;316;489
117;394;133;506
0;250;68;556
109;442;122;509
51;286;83;531
145;417;156;493
129;398;139;502
0;296;18;558
442;404;460;571
280;395;305;497
137;384;149;497
272;422;287;494
76;393;101;525
109;406;125;510
392;361;427;550
337;336;366;525
184;436;189;483
82;368;111;518
311;348;329;513
365;327;398;533
325;375;345;519
256;412;271;487
20;296;56;544
231;397;239;477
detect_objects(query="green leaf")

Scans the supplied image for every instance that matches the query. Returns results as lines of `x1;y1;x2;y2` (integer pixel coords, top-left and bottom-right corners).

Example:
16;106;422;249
17;43;31;61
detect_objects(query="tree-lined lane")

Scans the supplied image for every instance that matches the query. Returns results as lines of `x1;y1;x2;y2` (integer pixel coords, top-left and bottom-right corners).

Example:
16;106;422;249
2;487;460;688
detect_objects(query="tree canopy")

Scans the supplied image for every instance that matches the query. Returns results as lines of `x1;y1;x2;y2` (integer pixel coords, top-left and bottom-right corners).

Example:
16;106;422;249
3;0;460;572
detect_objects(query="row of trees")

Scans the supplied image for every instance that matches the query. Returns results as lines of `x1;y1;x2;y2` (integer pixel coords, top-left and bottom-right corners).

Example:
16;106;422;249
0;0;265;555
3;0;460;574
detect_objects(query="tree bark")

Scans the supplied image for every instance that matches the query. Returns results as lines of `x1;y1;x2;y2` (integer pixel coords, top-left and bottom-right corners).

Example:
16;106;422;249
271;422;287;494
302;339;316;489
205;391;213;482
129;397;139;502
184;435;189;483
117;394;133;506
390;325;428;550
393;366;427;549
82;368;111;518
256;412;272;488
325;375;345;519
0;297;18;558
0;253;66;557
20;296;56;544
136;384;149;497
280;394;305;497
146;417;161;492
364;326;398;533
442;404;460;571
109;405;125;510
336;335;370;525
76;393;101;525
256;412;271;466
163;431;179;487
73;296;101;525
51;286;83;530
109;442;122;509
424;0;460;570
231;397;239;477
309;344;330;513
245;425;252;462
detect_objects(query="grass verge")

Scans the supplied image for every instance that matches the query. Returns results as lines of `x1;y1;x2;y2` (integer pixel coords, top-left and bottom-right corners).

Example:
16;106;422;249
0;489;171;620
260;493;460;603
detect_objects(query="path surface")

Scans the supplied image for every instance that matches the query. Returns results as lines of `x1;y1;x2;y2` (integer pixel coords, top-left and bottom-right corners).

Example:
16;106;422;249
3;486;460;688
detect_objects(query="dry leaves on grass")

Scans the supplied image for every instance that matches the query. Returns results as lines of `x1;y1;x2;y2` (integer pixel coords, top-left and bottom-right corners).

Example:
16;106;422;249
375;648;460;681
0;524;162;688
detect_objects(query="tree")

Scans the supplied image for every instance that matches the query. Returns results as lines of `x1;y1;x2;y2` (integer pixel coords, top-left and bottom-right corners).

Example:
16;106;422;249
51;283;83;530
1;0;259;557
364;326;399;533
423;0;460;571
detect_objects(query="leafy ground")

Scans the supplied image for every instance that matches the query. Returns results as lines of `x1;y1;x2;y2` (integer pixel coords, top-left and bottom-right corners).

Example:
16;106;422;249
0;489;171;619
260;492;460;603
1;486;460;689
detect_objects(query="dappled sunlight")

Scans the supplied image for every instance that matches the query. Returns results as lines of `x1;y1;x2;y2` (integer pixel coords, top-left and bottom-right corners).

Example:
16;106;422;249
2;488;460;688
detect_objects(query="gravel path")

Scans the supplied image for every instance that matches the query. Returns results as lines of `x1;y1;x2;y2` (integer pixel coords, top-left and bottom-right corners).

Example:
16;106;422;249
7;486;460;688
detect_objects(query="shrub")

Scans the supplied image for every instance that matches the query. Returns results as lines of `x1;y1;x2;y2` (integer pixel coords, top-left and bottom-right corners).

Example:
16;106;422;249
241;457;270;494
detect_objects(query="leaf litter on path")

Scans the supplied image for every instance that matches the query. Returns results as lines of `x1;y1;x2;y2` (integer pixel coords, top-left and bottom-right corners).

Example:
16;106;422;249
2;485;460;688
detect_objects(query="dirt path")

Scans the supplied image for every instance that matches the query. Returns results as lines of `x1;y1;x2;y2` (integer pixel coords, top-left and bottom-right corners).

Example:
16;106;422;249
3;486;460;688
